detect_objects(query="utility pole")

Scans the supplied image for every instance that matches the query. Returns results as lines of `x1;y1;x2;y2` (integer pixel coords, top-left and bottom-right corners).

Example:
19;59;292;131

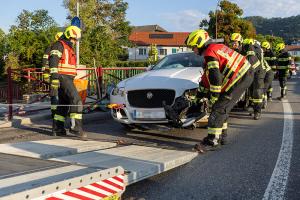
215;0;221;39
76;1;80;65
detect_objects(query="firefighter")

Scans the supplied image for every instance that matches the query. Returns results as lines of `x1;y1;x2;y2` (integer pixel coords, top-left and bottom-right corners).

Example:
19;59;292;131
42;32;63;118
49;26;86;137
261;41;276;101
242;39;265;120
230;33;243;52
275;42;292;100
186;30;254;150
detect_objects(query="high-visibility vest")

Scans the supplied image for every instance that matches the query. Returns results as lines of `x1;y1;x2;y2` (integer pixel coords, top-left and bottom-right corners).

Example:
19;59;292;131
202;43;251;93
57;40;77;76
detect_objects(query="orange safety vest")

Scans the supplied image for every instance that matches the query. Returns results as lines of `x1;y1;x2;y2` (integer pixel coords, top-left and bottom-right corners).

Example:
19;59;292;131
58;40;77;76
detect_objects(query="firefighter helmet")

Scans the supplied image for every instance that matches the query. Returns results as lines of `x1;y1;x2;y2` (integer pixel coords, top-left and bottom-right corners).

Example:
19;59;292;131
64;26;81;40
243;38;255;45
55;32;63;41
261;41;271;49
275;43;285;52
185;29;210;49
230;33;243;42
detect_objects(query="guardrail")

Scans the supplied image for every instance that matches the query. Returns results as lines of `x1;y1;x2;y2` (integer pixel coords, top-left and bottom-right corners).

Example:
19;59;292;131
5;66;146;120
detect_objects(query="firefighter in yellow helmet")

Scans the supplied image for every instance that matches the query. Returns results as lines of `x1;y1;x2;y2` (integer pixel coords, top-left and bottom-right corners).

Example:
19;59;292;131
275;42;292;100
230;33;243;51
261;41;276;101
42;32;63;118
49;26;86;137
186;29;254;151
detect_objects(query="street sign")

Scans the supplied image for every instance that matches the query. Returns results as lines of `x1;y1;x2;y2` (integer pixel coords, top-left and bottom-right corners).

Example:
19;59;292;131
71;16;81;28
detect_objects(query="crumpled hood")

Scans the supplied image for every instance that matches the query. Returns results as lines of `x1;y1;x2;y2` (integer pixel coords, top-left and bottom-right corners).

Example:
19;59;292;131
118;67;204;97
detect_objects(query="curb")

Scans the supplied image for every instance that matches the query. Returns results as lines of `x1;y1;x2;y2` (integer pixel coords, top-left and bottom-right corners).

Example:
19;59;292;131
0;110;111;128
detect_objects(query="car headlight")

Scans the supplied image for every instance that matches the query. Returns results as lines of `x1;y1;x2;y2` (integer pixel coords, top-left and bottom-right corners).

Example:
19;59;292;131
112;87;126;96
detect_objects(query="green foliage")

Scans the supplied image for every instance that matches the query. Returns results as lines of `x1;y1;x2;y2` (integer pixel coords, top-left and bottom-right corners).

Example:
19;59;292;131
245;15;300;44
64;0;132;67
255;34;284;49
199;0;256;44
4;9;59;74
294;56;300;62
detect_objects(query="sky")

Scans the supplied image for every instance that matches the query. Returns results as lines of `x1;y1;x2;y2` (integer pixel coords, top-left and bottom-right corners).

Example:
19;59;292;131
0;0;300;33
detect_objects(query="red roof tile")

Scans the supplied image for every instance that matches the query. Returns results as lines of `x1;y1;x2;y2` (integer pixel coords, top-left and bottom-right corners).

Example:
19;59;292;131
286;45;300;51
129;32;190;46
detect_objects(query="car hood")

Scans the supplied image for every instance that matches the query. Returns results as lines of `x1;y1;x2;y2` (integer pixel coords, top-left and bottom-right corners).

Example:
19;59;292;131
118;67;203;97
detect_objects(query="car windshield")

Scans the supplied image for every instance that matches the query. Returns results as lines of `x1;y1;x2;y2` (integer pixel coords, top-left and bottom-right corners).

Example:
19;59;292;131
151;53;204;70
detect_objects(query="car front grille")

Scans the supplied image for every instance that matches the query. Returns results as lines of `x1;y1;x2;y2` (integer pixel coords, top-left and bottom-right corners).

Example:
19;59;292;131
127;89;176;108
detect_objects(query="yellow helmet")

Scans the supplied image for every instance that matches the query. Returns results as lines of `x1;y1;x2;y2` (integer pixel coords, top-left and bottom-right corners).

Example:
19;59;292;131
55;32;63;41
243;38;255;45
230;33;243;42
275;43;285;52
261;41;271;49
64;26;81;40
185;29;210;49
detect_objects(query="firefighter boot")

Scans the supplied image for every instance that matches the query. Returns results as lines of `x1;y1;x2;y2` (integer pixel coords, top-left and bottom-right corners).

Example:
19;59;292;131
52;120;66;136
69;119;87;138
254;111;261;120
220;129;228;145
267;91;272;102
278;88;287;100
194;134;221;153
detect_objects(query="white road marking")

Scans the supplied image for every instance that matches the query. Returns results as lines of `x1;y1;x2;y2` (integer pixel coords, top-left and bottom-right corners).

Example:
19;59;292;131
263;99;294;200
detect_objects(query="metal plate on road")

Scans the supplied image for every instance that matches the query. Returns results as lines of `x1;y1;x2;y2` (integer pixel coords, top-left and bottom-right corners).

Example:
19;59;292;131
0;139;117;159
0;153;69;178
52;145;198;185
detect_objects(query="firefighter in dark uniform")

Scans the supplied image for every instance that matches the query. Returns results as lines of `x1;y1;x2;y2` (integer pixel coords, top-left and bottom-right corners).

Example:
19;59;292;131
242;39;265;120
42;32;63;118
261;41;276;101
275;43;292;100
230;34;264;120
186;30;254;150
49;26;86;137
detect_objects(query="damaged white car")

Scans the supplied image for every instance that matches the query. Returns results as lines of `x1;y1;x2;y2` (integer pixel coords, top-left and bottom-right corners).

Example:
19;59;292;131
109;52;207;129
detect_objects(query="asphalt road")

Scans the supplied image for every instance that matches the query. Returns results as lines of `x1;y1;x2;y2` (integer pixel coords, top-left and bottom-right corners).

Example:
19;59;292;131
0;75;299;200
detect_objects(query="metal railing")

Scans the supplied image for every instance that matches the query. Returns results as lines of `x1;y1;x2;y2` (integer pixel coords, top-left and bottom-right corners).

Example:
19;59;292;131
5;66;146;120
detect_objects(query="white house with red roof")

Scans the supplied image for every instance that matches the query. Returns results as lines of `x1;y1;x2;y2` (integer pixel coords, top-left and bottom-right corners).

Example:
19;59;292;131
127;25;190;61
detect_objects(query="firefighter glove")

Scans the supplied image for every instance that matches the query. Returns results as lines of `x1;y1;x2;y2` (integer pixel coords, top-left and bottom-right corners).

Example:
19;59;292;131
51;79;60;90
209;94;219;105
43;73;50;82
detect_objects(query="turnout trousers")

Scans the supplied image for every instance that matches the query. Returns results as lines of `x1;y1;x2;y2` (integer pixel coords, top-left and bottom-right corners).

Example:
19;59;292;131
207;68;254;140
53;75;83;134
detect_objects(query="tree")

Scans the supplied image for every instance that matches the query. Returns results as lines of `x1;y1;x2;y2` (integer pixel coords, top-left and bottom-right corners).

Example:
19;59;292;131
0;29;8;76
5;9;59;70
63;0;132;67
199;0;256;44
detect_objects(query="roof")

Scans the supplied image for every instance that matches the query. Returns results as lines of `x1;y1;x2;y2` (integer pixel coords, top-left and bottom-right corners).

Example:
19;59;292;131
132;25;167;32
129;32;190;46
286;45;300;51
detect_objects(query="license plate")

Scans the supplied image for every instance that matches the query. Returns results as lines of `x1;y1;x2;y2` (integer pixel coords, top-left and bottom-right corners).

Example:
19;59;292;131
134;110;166;119
103;194;119;200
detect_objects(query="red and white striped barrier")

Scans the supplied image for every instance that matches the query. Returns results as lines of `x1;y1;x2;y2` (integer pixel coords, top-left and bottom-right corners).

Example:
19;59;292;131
44;174;125;200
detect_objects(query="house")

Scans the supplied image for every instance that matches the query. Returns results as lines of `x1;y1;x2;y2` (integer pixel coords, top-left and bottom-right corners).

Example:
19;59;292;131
286;45;300;57
128;30;190;61
132;24;167;32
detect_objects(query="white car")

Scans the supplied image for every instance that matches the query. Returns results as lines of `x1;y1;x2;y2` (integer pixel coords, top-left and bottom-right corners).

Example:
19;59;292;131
109;52;204;127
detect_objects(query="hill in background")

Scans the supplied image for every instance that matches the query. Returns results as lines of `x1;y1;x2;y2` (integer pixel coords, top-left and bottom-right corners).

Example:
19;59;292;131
245;15;300;44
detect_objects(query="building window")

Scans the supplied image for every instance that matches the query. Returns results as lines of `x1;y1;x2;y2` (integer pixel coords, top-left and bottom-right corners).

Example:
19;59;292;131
139;48;147;55
159;49;167;55
172;48;177;54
